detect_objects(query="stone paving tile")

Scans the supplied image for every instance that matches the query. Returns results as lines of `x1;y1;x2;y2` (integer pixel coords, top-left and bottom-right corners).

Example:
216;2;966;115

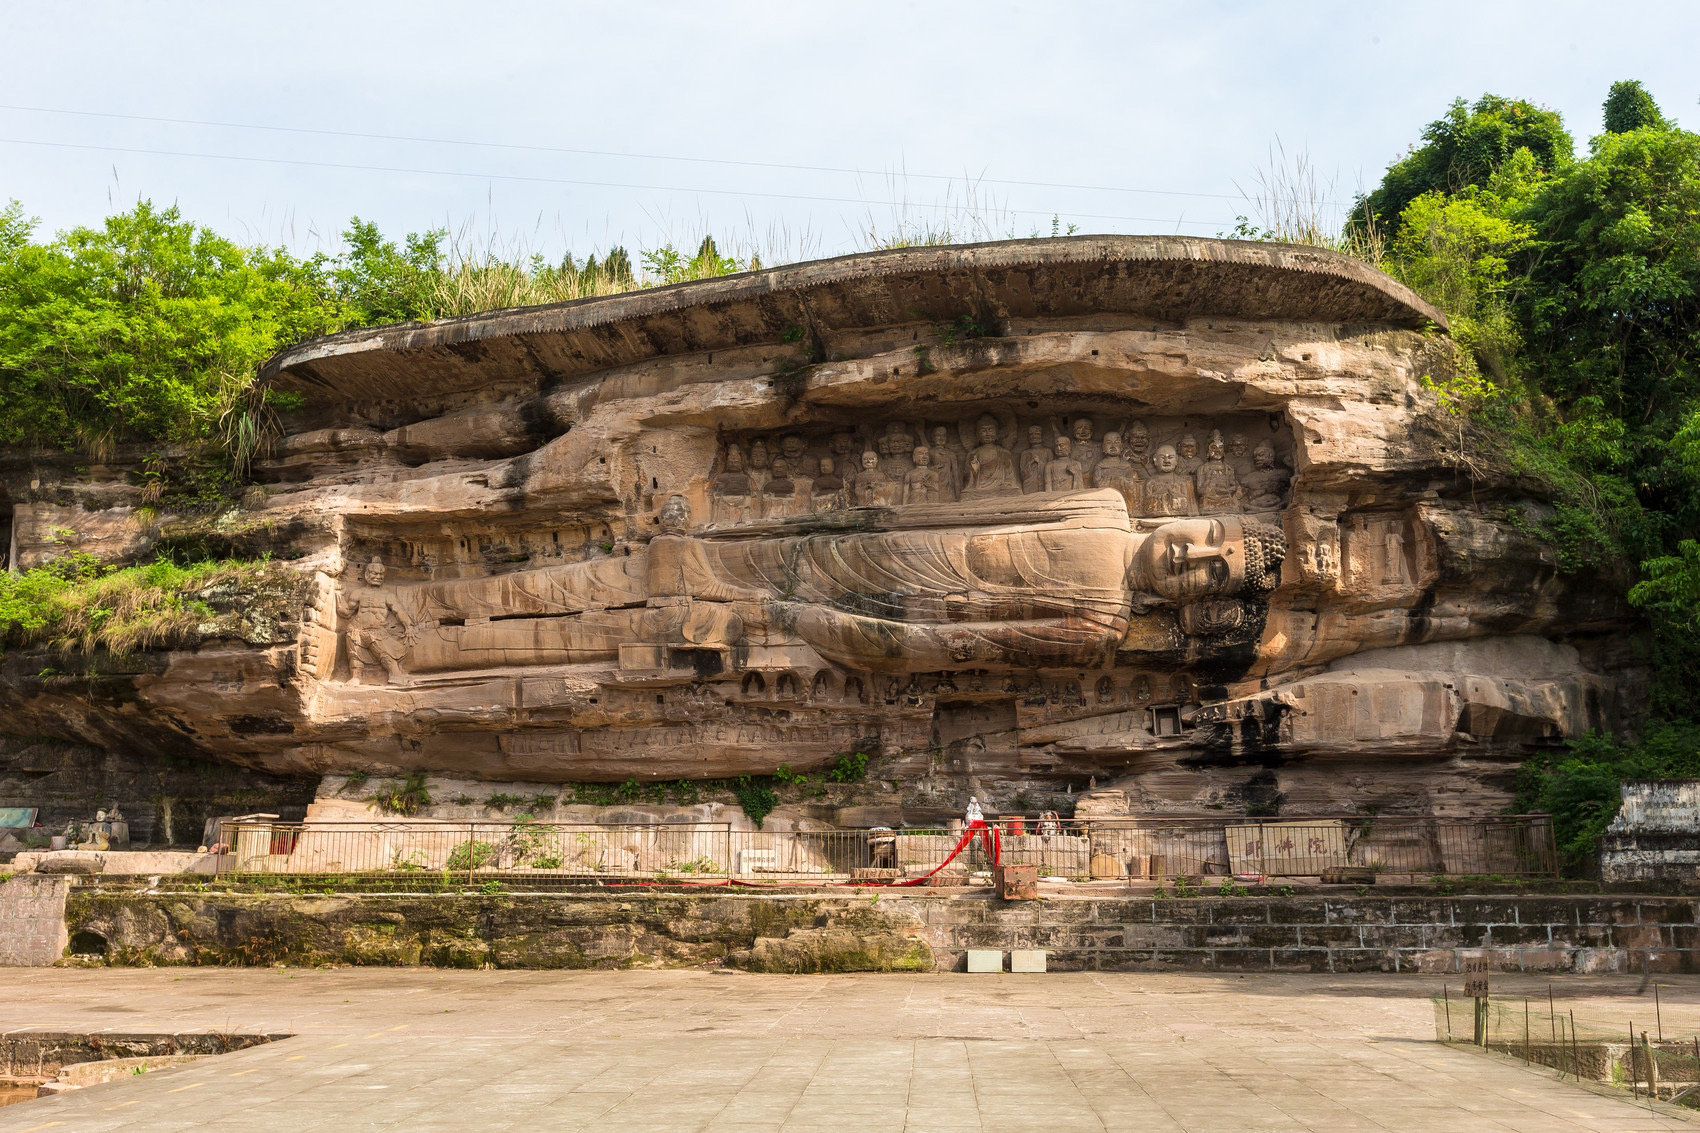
1;970;1698;1130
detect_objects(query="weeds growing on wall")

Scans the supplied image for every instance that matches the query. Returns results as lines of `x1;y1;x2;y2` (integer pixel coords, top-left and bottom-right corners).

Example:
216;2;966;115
0;553;272;654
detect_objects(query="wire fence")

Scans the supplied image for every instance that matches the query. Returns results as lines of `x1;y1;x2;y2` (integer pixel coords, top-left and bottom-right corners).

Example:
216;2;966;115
1434;990;1700;1108
212;814;1556;889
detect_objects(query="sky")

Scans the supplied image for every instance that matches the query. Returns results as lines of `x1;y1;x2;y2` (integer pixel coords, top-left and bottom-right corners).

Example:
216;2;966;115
2;0;1696;266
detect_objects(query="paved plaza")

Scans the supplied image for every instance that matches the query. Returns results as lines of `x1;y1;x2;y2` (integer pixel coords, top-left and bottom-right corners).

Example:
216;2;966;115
2;968;1697;1131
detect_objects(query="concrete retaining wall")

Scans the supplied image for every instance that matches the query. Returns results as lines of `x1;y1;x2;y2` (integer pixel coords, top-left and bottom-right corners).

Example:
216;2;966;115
0;875;69;966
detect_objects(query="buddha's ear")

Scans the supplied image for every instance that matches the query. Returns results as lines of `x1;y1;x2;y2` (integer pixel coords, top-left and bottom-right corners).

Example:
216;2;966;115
1127;593;1160;617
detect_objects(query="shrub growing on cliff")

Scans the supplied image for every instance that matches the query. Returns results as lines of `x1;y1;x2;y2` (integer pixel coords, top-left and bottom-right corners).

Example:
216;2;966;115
0;553;268;654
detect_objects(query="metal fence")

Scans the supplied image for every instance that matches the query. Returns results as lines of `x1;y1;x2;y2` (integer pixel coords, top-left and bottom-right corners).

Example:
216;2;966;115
1435;990;1700;1106
214;814;1556;888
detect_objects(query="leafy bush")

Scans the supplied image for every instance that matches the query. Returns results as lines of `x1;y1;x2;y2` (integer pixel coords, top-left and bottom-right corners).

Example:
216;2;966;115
0;552;269;654
732;776;778;829
447;840;496;872
367;772;431;817
827;751;870;783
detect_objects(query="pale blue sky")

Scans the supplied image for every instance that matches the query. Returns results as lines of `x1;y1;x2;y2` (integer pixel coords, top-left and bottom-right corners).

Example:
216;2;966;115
2;0;1695;264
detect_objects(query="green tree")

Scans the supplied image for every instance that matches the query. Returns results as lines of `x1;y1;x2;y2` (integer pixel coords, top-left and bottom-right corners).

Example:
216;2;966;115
0;200;345;451
333;218;445;325
1602;79;1666;135
1358;95;1573;239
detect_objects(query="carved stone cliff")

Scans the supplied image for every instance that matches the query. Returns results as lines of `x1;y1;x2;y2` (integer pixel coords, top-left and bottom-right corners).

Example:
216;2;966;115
0;237;1641;816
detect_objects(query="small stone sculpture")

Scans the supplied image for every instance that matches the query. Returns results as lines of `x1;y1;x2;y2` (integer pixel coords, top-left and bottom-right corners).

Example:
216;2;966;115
337;558;417;686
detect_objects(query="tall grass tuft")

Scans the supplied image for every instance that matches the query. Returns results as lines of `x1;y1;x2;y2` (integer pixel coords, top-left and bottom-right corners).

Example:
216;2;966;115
1232;138;1386;267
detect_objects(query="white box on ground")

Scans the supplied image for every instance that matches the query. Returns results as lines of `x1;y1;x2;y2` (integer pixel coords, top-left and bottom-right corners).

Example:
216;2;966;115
966;949;1004;973
1010;949;1047;973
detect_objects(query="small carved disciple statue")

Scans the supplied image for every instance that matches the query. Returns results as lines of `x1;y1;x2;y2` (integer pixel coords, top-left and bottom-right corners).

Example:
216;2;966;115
876;421;915;480
1144;444;1197;517
746;438;773;495
1124;419;1152;468
1241;441;1289;509
1176;433;1202;477
902;446;944;504
963;414;1020;498
1019;424;1050;494
764;458;800;518
337;557;417;686
1091;431;1143;514
1227;433;1251;475
928;425;964;501
1195;430;1242;513
779;434;809;467
1044;434;1086;492
1069;417;1101;477
711;444;753;524
853;449;895;507
811;456;845;511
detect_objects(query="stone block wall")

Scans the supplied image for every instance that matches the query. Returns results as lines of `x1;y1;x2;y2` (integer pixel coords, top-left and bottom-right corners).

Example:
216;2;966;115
29;888;1700;973
910;895;1700;974
0;875;69;966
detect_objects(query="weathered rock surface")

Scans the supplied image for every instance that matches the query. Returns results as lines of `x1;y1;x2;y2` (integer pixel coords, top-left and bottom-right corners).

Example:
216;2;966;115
0;237;1641;817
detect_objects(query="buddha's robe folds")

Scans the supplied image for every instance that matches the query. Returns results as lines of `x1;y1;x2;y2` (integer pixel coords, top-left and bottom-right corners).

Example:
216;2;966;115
710;490;1136;671
390;489;1143;675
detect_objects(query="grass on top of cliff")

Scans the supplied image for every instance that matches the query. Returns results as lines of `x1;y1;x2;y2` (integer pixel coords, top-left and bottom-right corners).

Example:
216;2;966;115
0;552;273;655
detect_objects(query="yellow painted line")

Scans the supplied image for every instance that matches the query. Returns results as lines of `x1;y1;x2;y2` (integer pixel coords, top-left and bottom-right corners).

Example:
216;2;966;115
283;1055;305;1062
328;1042;350;1050
228;1069;260;1077
19;1122;64;1131
104;1101;140;1111
363;1032;381;1039
386;1024;408;1032
167;1082;205;1093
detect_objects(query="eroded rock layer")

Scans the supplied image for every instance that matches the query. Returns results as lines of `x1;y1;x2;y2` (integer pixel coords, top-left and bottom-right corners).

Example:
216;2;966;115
0;237;1640;815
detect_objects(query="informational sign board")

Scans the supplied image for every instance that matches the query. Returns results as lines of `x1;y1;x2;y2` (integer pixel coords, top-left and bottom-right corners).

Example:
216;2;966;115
1463;956;1490;998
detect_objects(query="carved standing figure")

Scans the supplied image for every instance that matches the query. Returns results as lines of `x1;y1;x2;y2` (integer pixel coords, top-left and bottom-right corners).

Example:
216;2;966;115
811;456;846;511
1069;417;1101;477
1195;430;1242;513
1124;420;1153;469
1019;424;1051;494
1241;441;1290;509
337;558;417;686
928;425;964;501
853;449;895;507
963;413;1020;498
1091;431;1143;514
1044;434;1086;492
876;421;916;480
747;438;773;497
1144;444;1197;517
1176;433;1202;477
902;446;945;504
711;444;753;524
764;458;800;518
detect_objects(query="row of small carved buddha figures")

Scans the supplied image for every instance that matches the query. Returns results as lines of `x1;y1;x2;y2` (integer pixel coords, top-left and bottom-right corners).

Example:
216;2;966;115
709;413;1291;523
721;666;1200;708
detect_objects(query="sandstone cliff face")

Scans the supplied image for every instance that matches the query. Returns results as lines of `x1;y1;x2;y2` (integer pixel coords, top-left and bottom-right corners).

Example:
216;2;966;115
0;238;1640;816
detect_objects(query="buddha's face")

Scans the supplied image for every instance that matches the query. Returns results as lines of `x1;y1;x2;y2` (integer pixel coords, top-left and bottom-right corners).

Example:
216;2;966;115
912;447;931;467
749;441;770;469
771;458;790;477
1127;423;1150;454
1131;517;1238;602
1254;443;1275;470
1053;436;1072;458
932;427;950;449
781;436;807;461
1103;433;1123;457
831;433;853;456
1153;445;1178;474
361;561;386;587
862;451;879;471
1229;435;1248;458
1073;418;1093;442
725;448;745;472
659;496;690;530
819;456;835;475
1179;436;1198;460
1208;439;1224;461
977;416;999;445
